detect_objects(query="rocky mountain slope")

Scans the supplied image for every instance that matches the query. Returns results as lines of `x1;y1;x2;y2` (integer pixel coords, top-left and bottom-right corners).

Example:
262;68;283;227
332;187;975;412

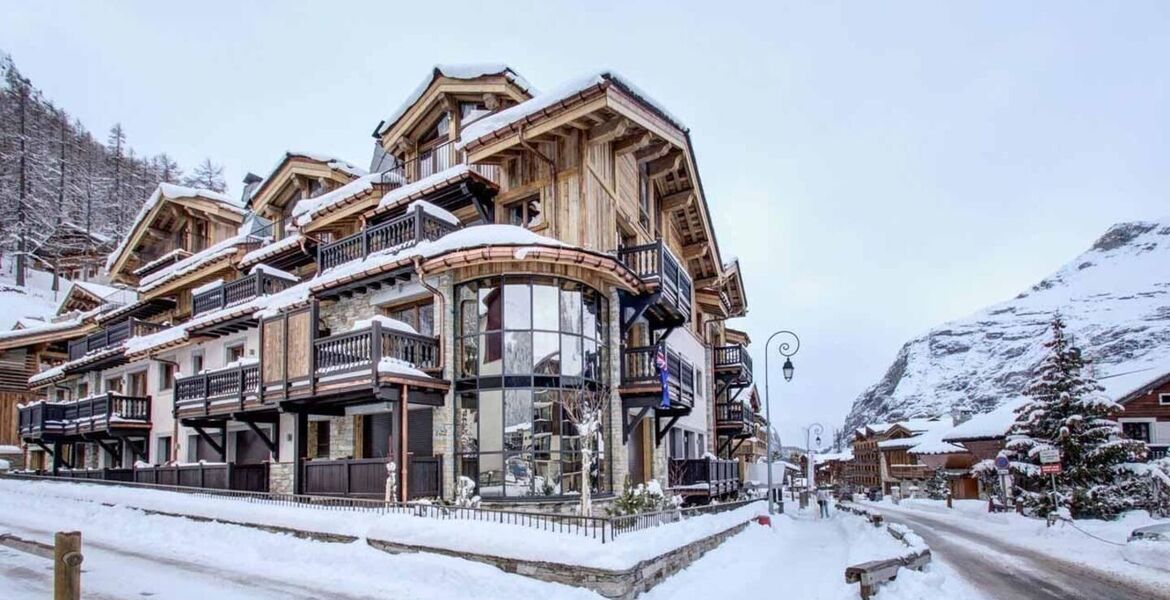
844;218;1170;431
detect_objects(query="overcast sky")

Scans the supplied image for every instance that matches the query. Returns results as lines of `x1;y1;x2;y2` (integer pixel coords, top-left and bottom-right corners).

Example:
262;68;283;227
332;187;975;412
4;1;1169;448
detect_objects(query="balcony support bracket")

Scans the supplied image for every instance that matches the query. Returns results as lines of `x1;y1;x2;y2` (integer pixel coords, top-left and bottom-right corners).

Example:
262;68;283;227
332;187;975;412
95;438;122;462
622;406;651;444
242;419;278;455
192;425;225;457
112;434;147;462
728;437;747;459
620;291;660;335
655;415;680;446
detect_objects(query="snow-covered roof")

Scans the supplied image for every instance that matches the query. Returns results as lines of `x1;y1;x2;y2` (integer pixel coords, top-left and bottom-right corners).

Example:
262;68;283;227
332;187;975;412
1098;360;1170;404
239;233;304;268
460;71;687;149
376;64;536;137
138;234;256;293
291;172;384;227
248;151;367;205
373;168;474;215
942;399;1027;442
106;183;246;272
0;317;85;342
814;451;853;464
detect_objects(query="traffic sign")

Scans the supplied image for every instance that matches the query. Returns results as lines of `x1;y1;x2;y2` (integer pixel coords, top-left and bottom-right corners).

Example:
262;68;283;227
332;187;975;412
1039;449;1061;464
994;454;1010;473
1041;463;1062;475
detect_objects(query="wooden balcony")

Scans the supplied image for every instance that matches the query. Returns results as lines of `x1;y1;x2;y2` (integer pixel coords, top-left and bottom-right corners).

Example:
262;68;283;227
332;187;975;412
713;344;753;384
192;270;296;317
19;393;151;442
67;318;165;361
308;319;445;405
174;363;263;420
889;464;933;481
619;343;694;414
317;203;460;272
617;241;693;330
715;401;753;437
668;458;740;498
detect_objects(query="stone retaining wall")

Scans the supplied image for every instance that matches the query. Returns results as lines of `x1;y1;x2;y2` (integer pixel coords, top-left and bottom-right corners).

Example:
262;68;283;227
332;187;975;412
367;520;751;599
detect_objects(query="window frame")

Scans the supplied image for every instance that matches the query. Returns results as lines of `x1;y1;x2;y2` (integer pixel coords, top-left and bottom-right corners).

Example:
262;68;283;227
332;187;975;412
1159;393;1170;406
503;193;546;231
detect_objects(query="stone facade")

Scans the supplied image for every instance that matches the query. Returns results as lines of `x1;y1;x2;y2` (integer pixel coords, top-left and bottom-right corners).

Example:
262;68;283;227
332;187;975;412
320;292;377;333
606;289;629;495
329;416;356;459
268;461;294;494
429;273;456;500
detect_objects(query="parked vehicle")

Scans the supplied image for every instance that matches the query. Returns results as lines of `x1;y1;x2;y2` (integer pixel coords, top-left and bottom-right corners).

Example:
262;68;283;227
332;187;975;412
1128;523;1170;542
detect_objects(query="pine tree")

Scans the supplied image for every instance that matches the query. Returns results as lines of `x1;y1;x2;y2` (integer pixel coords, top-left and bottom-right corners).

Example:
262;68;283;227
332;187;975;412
183;158;226;192
155;153;182;183
923;469;949;500
105;124;126;235
1006;315;1148;519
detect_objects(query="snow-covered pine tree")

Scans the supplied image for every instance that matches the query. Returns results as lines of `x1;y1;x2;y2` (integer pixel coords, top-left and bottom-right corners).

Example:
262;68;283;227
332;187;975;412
1006;315;1148;519
923;469;949;500
105;123;127;235
154;153;182;184
183;157;226;192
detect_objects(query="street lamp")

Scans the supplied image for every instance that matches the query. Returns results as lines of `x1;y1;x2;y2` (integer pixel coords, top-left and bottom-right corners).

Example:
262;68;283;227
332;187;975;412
764;330;800;515
804;422;824;492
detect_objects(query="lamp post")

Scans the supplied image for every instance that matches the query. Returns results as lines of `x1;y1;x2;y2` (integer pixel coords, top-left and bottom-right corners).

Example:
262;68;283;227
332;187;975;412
764;330;800;515
804;422;824;492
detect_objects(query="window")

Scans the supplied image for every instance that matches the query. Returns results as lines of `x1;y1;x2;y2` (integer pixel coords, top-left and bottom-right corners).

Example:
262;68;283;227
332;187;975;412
192;353;204;375
159;362;175;391
385;301;436;337
156;436;171;464
506;195;544;229
459;101;489;124
226;343;245;363
315;423;331;459
454;276;610;499
1122;422;1152;443
106;376;123;393
127;371;147;397
77;381;88;398
1160;394;1170;406
638;163;651;231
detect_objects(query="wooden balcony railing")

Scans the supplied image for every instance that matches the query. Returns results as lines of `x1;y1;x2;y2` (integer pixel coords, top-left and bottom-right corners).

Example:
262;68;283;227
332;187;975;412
67;318;166;361
314;319;440;379
174;363;261;416
18;393;151;439
714;344;753;378
377;138;501;187
616;240;693;322
621;343;695;409
192;270;296;317
317;203;460;272
669;458;740;488
715;402;751;428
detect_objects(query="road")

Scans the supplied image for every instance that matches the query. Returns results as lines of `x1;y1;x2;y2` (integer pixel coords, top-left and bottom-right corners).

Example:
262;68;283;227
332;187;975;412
873;504;1167;600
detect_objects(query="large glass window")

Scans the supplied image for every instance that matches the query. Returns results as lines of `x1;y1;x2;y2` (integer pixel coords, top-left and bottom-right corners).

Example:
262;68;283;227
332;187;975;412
455;276;610;499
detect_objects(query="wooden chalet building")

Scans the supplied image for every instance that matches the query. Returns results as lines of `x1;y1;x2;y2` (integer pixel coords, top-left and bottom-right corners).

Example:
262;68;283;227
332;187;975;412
13;64;752;507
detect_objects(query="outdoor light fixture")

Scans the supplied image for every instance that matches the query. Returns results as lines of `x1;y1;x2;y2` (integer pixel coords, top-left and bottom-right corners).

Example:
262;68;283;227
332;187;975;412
764;330;801;515
782;357;795;382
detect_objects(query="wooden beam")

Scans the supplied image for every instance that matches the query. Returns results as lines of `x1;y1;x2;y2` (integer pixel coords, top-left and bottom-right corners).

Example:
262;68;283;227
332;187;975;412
661;189;695;213
646;150;682;179
587;117;631;144
634;142;670;164
613;131;652;155
683;242;709;261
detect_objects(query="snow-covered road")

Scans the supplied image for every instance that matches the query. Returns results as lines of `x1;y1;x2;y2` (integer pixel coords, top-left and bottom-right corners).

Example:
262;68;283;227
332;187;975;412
870;501;1170;600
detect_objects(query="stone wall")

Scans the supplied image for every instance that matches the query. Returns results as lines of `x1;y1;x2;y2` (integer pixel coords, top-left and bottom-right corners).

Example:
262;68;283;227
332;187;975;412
607;289;628;495
320;292;378;333
429;273;456;501
367;519;752;599
269;461;294;494
329;416;356;459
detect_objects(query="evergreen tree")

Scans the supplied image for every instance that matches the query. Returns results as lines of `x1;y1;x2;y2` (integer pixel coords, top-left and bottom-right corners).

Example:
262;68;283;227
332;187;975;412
183;157;226;192
923;469;949;500
1006;315;1148;519
105;123;126;235
154;153;182;183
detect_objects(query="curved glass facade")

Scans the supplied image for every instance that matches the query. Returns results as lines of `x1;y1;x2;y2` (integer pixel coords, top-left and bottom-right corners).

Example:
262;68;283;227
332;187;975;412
454;275;611;498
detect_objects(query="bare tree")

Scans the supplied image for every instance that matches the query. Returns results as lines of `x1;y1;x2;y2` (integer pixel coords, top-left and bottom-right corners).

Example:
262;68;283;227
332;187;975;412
561;382;612;516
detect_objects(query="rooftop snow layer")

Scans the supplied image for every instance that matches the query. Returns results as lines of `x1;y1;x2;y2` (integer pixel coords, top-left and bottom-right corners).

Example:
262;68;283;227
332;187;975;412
106;183;245;272
378;64;536;137
459;71;687;148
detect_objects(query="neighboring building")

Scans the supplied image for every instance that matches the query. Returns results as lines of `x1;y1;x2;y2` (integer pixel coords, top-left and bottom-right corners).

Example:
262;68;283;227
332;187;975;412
814;450;852;487
1107;367;1170;460
30;222;114;283
875;418;952;495
13;65;751;507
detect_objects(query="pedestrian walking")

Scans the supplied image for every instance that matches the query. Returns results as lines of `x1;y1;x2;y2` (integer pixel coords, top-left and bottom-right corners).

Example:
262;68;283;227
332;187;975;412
816;487;831;518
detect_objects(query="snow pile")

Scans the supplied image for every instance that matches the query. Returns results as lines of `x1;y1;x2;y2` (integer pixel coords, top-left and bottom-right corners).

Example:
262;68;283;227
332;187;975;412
249;263;299;282
847;218;1170;430
460;71;687;148
240;233;304;266
190;278;223;296
291;173;382;226
0;267;72;332
377;64;536;137
1122;540;1170;572
376;357;430;378
351;315;417;335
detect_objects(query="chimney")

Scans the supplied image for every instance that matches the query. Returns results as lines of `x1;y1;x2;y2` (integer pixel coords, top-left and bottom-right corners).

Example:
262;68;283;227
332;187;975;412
949;407;972;426
240;172;263;205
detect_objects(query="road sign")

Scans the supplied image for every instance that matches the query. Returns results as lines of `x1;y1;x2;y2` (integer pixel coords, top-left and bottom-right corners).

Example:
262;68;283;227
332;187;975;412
1041;463;1062;475
994;454;1010;473
1039;449;1061;464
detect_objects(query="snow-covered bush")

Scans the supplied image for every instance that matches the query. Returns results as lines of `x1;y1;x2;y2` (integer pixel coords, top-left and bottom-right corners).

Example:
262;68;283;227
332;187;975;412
923;469;949;500
607;480;682;516
454;475;481;508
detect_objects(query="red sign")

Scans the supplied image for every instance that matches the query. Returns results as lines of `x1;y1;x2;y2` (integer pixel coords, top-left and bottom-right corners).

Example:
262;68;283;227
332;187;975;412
1041;463;1062;475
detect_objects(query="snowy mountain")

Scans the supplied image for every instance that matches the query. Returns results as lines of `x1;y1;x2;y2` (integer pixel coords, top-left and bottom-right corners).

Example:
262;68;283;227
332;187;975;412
0;263;67;331
844;218;1170;431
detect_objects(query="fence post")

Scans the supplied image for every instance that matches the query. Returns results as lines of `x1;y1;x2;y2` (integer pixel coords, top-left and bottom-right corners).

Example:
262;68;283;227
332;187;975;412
53;531;83;600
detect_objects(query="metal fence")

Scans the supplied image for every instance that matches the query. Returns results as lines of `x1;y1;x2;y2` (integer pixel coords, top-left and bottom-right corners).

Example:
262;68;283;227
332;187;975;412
1;473;762;543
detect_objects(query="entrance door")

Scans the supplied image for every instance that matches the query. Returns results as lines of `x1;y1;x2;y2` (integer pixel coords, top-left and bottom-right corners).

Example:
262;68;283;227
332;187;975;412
627;418;647;485
362;412;395;460
234;429;271;464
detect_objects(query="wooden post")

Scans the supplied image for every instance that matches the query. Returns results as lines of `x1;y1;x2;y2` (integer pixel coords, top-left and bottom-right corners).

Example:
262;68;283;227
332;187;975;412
53;531;82;600
399;384;409;503
293;411;307;495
